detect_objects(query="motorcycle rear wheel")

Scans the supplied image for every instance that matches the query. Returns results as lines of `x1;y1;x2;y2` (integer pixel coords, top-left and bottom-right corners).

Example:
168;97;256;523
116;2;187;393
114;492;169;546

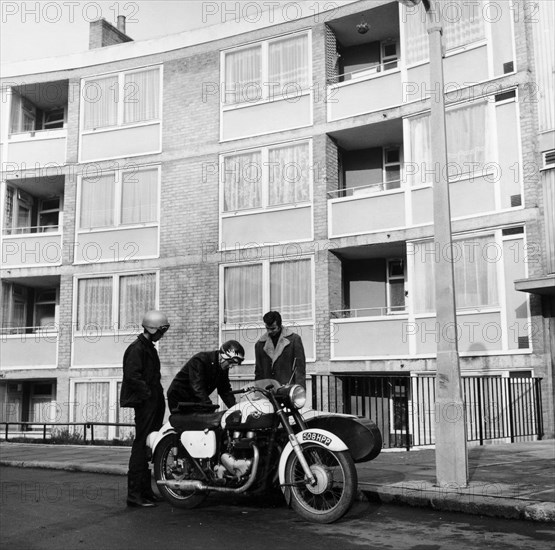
284;444;357;524
153;436;208;509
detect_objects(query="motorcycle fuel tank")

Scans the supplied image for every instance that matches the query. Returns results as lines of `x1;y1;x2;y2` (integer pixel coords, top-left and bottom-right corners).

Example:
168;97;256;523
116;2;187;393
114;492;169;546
221;398;276;430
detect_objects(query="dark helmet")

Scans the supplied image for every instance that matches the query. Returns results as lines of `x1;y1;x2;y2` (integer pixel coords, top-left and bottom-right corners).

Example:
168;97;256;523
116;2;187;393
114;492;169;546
141;310;170;335
219;340;245;365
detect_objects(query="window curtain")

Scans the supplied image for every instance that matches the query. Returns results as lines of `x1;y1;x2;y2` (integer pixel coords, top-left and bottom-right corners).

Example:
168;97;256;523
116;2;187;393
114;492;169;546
270;260;312;321
268;143;310;205
80;174;115;228
119;273;156;329
453;235;498;308
407;114;432;186
408;102;488;184
224;265;262;323
446;102;489;176
73;382;109;439
225;46;261;104
121;168;158;224
269;35;309;92
124;68;160;124
412;235;498;312
83;76;118;130
223;152;262;211
3;186;14;232
9;92;22;133
403;0;485;65
77;277;112;330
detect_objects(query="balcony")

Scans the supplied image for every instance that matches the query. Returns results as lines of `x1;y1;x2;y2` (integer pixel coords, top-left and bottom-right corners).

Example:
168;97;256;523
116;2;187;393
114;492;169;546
1;277;60;369
1;177;64;268
5;80;69;169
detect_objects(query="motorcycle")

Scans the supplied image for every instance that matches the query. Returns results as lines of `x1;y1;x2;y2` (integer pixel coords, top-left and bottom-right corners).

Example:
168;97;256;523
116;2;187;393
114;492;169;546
146;379;382;524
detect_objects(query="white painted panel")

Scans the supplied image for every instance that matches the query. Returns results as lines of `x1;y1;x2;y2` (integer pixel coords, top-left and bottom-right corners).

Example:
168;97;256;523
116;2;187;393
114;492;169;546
328;71;403;121
80;123;161;162
222;95;311;141
2;233;62;268
75;226;158;263
221;206;311;247
1;335;57;369
330;193;405;237
7;134;66;167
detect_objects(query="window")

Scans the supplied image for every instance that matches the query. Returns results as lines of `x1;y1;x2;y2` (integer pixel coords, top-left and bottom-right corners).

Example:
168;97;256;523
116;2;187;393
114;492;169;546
387;259;405;313
412;235;499;313
407;102;490;185
79;166;159;230
76;272;156;331
222;141;311;212
3;187;62;235
403;0;485;65
223;259;312;325
82;67;160;131
381;41;399;70
73;381;110;439
224;33;309;104
383;147;401;189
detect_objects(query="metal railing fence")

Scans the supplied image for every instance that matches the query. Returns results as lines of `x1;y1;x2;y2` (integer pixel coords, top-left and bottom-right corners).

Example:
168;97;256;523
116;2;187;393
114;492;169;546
311;374;543;450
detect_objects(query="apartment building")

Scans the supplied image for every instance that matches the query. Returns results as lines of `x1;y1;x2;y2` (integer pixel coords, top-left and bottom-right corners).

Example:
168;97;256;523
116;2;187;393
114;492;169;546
1;0;553;442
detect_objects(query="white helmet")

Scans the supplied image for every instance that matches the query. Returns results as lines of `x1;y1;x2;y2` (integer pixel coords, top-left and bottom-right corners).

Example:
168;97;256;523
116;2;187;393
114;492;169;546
141;310;170;335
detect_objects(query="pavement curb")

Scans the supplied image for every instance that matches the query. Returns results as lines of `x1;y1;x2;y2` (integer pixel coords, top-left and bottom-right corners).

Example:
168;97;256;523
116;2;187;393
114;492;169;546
360;483;555;523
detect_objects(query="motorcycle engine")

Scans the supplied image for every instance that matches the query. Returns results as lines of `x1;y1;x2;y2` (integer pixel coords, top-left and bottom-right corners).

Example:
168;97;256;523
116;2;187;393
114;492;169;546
216;430;254;479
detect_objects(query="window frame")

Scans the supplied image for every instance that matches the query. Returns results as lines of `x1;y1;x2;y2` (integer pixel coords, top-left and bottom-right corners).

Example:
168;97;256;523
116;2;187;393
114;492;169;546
220;256;315;328
76;164;161;233
80;64;162;133
221;30;311;107
219;138;313;215
73;271;159;335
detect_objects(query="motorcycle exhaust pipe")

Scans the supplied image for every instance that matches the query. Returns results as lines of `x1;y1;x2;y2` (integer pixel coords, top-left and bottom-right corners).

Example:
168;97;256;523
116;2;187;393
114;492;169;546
157;446;260;494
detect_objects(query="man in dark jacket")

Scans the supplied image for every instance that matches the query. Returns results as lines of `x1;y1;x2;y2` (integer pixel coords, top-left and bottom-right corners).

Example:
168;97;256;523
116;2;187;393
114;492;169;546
120;310;169;508
167;340;245;412
254;311;306;388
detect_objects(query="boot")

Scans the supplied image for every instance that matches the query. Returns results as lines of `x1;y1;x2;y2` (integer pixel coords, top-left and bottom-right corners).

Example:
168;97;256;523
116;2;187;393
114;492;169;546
141;469;162;503
127;474;157;508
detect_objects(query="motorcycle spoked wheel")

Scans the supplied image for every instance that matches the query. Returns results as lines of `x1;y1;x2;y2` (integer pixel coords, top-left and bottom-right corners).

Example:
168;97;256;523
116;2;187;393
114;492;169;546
153;436;208;509
284;444;357;524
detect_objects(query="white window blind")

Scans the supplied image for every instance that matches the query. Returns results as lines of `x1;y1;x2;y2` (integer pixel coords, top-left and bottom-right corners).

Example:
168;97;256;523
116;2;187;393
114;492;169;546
412;235;499;313
119;273;156;329
80;173;115;229
83;75;118;130
121;168;158;224
223;152;262;211
224;264;263;323
124;68;160;124
225;46;261;104
77;277;112;330
270;260;312;321
268;142;310;205
268;35;309;91
404;0;485;65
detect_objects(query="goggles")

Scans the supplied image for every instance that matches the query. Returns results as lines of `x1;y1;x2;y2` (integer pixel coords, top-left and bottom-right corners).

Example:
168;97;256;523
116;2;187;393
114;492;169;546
157;324;170;334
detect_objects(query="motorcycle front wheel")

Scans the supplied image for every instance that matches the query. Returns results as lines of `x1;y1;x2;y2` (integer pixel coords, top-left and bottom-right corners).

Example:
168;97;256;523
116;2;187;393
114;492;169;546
284;444;357;524
153;436;208;509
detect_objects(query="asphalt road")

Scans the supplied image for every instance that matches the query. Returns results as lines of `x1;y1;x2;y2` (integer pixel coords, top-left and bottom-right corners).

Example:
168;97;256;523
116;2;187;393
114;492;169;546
1;467;553;550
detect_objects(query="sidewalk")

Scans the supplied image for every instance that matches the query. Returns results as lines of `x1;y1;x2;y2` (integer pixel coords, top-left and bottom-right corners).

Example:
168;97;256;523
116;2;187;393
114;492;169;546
1;439;554;522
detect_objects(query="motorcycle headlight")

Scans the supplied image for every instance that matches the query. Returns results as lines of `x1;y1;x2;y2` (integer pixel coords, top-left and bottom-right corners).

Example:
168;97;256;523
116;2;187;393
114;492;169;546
289;385;306;410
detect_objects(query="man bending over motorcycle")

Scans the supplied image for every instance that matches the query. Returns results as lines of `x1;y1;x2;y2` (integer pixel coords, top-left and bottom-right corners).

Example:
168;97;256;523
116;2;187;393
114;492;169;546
167;340;245;413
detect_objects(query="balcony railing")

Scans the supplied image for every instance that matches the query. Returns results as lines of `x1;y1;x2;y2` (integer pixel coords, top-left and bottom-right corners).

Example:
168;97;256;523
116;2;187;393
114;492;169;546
331;306;406;318
3;224;60;235
329;59;400;85
1;325;58;336
327;179;402;200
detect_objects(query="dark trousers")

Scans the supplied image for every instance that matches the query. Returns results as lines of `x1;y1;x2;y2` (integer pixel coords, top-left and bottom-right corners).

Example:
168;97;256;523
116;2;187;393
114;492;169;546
127;391;165;499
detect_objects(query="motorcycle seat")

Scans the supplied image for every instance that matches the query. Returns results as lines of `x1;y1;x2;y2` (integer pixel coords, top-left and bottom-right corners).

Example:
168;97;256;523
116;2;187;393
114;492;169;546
169;412;225;431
